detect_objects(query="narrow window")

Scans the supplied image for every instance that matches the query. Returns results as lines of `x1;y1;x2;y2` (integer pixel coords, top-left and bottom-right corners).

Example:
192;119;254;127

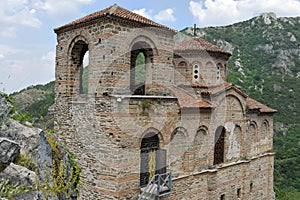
135;52;146;94
81;50;89;94
216;63;222;81
193;64;200;83
130;41;154;96
214;126;225;165
237;188;241;198
220;194;225;200
250;182;253;192
69;39;88;95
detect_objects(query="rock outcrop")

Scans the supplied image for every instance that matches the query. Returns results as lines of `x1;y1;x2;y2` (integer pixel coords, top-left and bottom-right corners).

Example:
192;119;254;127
0;93;78;200
0;138;20;169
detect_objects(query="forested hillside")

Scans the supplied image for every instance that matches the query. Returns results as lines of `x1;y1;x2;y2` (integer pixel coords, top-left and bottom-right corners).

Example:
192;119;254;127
182;12;300;199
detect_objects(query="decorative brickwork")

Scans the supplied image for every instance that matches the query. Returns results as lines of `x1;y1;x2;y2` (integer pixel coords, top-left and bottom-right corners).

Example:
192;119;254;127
54;4;276;199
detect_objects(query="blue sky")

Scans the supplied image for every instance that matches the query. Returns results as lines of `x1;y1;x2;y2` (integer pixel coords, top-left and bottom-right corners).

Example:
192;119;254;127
1;0;300;93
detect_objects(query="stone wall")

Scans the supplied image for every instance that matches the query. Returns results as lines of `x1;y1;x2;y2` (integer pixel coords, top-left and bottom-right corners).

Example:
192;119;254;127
166;154;274;200
54;10;275;200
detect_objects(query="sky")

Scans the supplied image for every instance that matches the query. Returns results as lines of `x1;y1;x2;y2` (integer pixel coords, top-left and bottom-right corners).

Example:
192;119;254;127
1;0;300;94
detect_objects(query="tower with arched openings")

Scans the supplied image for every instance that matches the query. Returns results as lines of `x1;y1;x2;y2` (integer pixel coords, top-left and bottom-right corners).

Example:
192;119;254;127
54;4;276;199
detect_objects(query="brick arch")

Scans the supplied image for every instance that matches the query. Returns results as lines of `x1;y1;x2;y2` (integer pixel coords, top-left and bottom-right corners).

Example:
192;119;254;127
67;35;90;96
130;37;157;95
249;121;258;133
261;120;269;133
213;94;245;123
171;126;188;141
140;128;166;187
129;35;158;56
194;125;208;145
249;120;259;156
169;127;188;158
139;127;164;147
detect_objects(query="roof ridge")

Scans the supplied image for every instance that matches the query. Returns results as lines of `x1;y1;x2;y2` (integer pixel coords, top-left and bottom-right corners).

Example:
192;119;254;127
174;36;231;55
108;3;119;14
54;4;176;32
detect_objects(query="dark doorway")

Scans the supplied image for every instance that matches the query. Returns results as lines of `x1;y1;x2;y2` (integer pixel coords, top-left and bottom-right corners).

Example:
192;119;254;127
140;132;166;187
214;126;225;165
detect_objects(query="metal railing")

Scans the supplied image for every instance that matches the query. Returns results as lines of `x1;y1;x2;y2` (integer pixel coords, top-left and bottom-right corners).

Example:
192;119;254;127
138;171;173;200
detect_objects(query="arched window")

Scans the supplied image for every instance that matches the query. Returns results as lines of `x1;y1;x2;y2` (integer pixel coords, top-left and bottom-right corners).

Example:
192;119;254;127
69;39;89;95
261;120;269;134
130;42;153;95
178;61;187;67
140;132;166;186
214;126;226;165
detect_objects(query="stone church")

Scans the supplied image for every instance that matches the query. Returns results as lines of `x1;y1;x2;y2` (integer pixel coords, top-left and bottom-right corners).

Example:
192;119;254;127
54;4;276;200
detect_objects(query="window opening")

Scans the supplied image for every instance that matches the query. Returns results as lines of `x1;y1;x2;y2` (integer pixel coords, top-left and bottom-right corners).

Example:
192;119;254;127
81;50;89;94
220;194;225;200
237;188;241;198
134;52;146;95
178;61;187;67
193;64;200;83
217;63;222;80
140;132;165;187
214;126;225;165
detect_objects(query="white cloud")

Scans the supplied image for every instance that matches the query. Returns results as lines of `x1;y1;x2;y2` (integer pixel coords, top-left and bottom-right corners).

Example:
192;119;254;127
133;8;152;19
0;27;17;38
189;0;300;27
0;1;42;28
0;45;19;58
154;8;176;22
33;0;95;19
0;55;55;93
42;51;55;63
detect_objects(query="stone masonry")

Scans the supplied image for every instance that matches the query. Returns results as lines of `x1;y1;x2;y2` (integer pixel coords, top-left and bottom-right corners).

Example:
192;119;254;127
54;4;276;200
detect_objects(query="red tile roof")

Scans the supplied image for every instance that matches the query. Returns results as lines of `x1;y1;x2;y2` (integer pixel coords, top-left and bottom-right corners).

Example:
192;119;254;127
246;97;277;113
172;87;213;109
54;4;175;32
199;83;246;97
174;37;231;56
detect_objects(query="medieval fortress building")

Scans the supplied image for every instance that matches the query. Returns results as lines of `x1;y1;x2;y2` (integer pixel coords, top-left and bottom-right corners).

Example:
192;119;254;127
54;4;276;200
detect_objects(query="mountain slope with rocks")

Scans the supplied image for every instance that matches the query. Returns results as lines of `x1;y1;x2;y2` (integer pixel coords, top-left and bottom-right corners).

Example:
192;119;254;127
0;93;79;200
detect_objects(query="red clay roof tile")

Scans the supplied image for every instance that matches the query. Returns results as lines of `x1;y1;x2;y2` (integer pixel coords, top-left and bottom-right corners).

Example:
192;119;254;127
54;4;175;32
246;97;277;113
174;37;231;56
172;87;213;109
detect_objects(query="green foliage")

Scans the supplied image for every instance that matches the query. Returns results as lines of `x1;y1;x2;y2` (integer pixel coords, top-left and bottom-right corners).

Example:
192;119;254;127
14;154;36;171
36;135;81;199
135;53;146;86
12;111;34;123
0;179;32;198
10;81;55;127
1;93;15;105
139;99;152;112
